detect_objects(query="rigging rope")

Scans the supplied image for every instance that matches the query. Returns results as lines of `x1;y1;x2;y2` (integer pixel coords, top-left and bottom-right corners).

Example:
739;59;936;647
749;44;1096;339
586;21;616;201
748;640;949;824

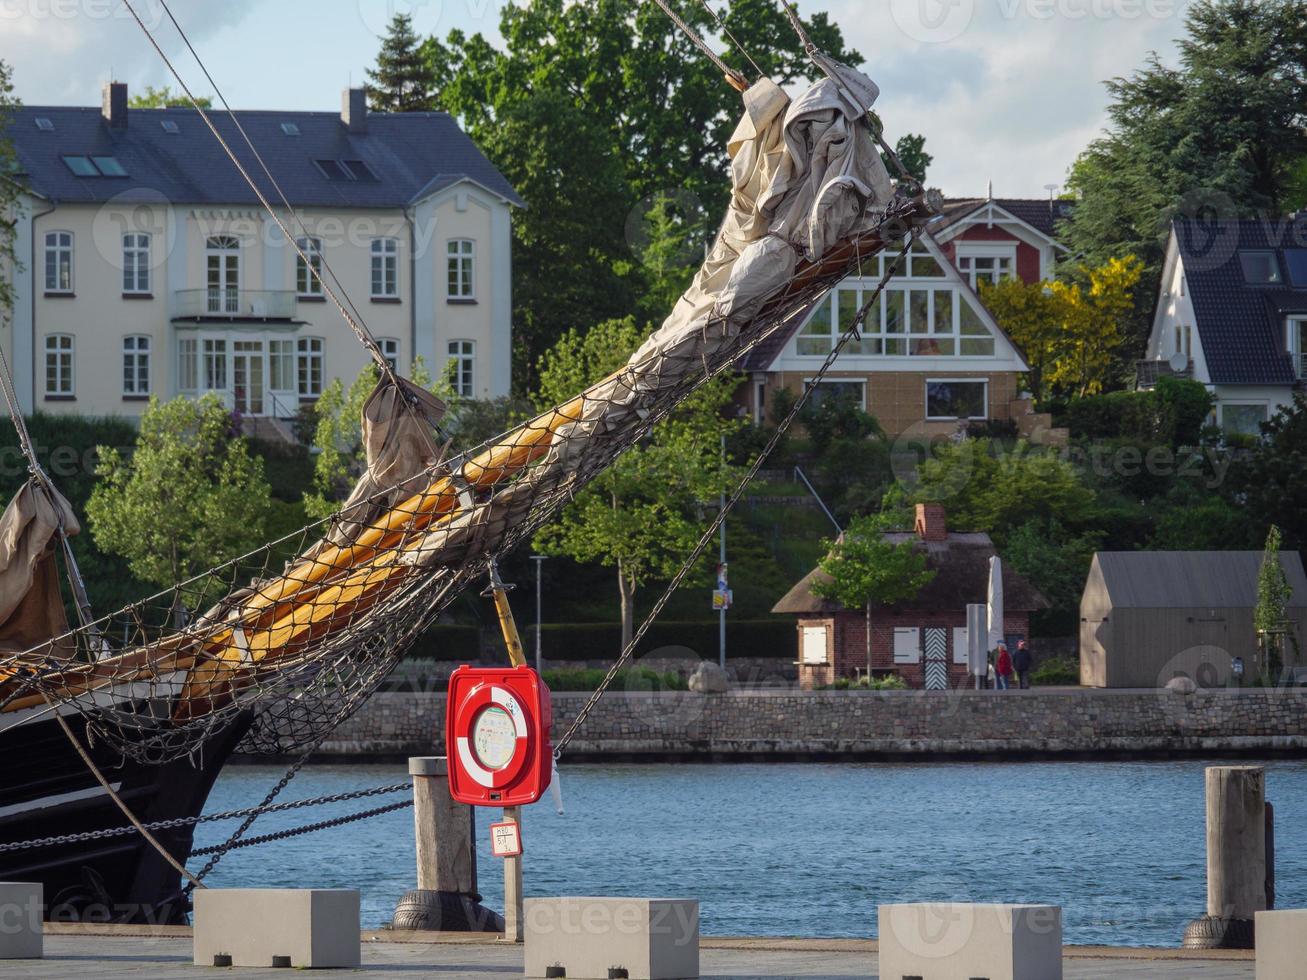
650;0;749;91
697;0;764;80
554;232;915;755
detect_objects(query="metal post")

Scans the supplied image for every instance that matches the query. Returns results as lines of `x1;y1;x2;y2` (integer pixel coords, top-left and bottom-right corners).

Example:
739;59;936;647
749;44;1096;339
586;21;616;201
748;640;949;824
500;805;524;943
719;435;726;671
531;555;546;674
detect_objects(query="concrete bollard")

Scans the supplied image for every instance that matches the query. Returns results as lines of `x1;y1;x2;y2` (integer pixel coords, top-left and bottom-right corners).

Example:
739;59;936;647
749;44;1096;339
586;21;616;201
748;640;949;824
877;903;1062;980
1255;910;1307;979
1183;765;1266;949
0;882;42;959
524;897;699;979
192;888;360;968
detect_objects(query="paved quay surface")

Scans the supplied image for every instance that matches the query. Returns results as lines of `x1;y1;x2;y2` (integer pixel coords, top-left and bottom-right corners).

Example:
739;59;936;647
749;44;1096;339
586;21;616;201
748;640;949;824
11;928;1255;978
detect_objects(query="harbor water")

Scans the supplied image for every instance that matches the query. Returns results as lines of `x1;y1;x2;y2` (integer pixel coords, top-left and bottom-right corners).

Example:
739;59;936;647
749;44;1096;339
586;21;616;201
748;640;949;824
193;759;1307;946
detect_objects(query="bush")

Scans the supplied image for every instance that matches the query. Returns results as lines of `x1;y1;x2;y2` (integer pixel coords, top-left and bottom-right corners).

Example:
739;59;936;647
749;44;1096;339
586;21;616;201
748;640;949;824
821;674;909;690
541;667;686;691
1059;379;1212;447
1031;655;1079;686
524;620;795;660
403;624;482;661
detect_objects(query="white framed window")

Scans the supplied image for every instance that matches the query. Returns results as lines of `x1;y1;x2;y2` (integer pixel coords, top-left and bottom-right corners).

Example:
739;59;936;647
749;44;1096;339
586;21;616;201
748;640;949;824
893;627;921;664
295;236;323;297
297;336;324;397
952;626;969;665
447;239;475;299
379;337;400;372
122;335;151;395
1288;316;1306;380
203;338;228;391
801;284;996;359
177;337;198;393
1173;323;1192;359
122;233;151;294
44;334;74;396
956;246;1016;289
926;378;989;421
804;379;866;409
206;235;241;314
801;625;828;665
447;339;474;397
44;231;73;293
1220;403;1268;437
269;338;296;392
371;237;399;298
753;379;767;425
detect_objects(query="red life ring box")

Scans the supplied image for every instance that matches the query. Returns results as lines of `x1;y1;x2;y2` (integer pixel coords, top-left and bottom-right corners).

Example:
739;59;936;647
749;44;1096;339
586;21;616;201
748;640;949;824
445;664;553;807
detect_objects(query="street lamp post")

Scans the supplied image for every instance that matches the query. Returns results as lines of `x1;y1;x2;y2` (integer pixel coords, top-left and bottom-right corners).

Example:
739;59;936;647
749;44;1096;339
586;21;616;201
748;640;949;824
530;555;547;674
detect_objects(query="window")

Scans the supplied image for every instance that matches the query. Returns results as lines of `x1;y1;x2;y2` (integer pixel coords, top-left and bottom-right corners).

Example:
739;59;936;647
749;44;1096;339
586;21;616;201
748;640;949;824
61;155;97;176
893;627;921;664
177;337;198;393
44;231;73;293
957;251;1014;288
122;335;150;396
796;298;834;356
1240;251;1282;284
122;233;151;294
1289;317;1307;380
160;119;179;134
1221;403;1268;437
813;284;996;359
952;626;969;665
280;122;301;136
91;155;126;177
371;238;398;298
44;334;73;396
206;236;240;314
448;340;474;397
926;379;988;420
297;337;324;397
804;380;865;409
313;159;350;181
379;338;400;372
34;117;53;132
1173;324;1192;359
269;339;296;392
801;626;828;665
203;338;228;391
447;239;475;299
341;159;378;181
1285;250;1307;287
295;237;323;297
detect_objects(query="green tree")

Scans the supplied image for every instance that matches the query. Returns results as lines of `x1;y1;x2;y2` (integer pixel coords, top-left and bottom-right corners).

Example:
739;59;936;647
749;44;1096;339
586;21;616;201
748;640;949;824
812;513;936;678
979;276;1068;404
886;133;931;184
531;317;740;647
127;85;212;108
1229;393;1307;552
1061;0;1307;356
366;12;439;112
87;396;272;604
0;61;18;322
1254;524;1294;676
1003;517;1101;635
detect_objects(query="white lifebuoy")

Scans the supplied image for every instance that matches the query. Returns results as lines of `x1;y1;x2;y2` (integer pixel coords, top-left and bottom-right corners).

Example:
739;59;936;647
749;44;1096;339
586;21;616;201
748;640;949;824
453;683;532;789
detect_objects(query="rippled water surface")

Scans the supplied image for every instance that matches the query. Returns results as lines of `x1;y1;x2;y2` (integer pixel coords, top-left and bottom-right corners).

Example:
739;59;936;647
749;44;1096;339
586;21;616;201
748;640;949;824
194;759;1307;945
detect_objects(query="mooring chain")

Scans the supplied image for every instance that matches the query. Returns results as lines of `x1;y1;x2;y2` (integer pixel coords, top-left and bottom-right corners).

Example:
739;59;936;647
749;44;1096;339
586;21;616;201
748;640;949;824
0;781;412;855
188;799;415;858
554;228;917;755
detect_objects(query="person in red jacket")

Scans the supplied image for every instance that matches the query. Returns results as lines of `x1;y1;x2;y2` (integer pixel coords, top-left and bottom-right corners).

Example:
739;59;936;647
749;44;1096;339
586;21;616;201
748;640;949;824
995;642;1013;691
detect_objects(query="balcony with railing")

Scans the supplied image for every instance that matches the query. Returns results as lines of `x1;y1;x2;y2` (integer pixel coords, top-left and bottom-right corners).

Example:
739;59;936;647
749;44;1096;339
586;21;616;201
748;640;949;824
173;288;298;321
1136;357;1192;390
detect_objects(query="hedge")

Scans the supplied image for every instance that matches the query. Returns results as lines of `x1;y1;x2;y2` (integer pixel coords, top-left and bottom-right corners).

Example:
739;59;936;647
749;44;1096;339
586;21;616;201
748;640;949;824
403;624;482;661
524;619;796;661
1056;378;1212;447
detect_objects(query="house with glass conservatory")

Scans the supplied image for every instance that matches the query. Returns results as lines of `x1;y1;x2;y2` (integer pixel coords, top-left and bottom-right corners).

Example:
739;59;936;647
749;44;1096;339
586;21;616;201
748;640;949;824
2;83;520;431
741;196;1073;440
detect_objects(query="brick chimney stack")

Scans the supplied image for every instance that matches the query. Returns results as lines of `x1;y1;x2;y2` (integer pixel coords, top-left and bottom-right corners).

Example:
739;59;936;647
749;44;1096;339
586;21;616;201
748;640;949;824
342;87;367;133
915;503;947;542
102;81;127;130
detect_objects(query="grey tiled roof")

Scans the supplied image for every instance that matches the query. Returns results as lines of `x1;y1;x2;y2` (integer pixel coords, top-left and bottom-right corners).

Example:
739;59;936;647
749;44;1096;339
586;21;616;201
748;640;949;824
5;105;523;208
933;196;1075;240
1094;551;1307;609
1174;218;1307;385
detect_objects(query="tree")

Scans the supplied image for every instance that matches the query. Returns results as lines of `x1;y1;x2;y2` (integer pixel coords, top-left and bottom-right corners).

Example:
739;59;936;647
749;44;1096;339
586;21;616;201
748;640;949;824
366;12;439;112
1254;524;1294;676
1046;256;1143;396
127;85;211;109
978;276;1067;404
0;61;19;322
1061;0;1307;357
812;513;935;678
886;133;931;184
531;317;741;648
87;397;272;605
1003;517;1101;635
1229;393;1307;552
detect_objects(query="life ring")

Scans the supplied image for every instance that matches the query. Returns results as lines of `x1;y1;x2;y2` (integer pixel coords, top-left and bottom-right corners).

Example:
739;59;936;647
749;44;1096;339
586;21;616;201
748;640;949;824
452;682;533;789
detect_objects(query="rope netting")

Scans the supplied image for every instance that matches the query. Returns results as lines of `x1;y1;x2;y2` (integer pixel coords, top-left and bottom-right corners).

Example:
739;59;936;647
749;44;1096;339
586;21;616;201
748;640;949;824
0;192;932;767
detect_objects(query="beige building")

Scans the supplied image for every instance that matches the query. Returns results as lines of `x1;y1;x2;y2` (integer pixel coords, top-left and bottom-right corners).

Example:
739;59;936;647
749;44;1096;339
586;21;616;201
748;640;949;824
2;84;521;425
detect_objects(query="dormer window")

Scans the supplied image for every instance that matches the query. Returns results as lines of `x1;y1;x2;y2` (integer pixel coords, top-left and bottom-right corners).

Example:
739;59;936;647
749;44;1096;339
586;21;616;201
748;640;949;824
1286;249;1307;287
1240;251;1281;284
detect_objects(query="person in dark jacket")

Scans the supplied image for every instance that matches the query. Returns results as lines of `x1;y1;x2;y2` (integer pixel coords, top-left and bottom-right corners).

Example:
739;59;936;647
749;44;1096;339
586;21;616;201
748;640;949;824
1013;639;1033;689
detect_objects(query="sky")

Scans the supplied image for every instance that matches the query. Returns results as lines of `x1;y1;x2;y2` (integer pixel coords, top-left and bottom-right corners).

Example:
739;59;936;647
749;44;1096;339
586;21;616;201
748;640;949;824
0;0;1195;198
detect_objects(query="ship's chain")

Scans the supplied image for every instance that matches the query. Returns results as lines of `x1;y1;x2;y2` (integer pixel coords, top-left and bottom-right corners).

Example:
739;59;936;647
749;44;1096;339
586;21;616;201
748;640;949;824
0;781;411;855
188;798;414;857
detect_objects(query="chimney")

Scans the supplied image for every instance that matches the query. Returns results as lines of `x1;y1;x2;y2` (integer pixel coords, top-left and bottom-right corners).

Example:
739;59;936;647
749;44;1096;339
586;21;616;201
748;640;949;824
342;87;367;134
915;503;947;542
102;81;128;130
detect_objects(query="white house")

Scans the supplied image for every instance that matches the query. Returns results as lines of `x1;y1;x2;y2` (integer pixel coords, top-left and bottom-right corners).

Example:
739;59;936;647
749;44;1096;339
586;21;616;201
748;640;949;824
1143;217;1307;435
1;84;521;427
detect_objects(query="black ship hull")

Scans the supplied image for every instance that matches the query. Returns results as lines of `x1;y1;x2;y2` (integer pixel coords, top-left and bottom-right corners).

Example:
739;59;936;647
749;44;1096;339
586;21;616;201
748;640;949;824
0;699;249;924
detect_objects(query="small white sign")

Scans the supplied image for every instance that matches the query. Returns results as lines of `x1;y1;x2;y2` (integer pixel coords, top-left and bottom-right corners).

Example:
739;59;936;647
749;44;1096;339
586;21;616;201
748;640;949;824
489;820;522;858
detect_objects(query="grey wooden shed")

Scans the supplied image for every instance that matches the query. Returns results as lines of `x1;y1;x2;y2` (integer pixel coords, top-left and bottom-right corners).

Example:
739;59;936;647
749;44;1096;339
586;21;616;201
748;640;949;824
1080;551;1307;688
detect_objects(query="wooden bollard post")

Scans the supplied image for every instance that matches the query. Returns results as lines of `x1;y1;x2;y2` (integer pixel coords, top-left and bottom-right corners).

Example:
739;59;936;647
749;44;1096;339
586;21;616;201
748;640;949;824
1183;765;1266;949
500;805;524;943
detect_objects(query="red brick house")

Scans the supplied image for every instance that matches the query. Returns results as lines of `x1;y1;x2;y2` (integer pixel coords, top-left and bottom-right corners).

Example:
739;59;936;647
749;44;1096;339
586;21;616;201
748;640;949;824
772;504;1048;690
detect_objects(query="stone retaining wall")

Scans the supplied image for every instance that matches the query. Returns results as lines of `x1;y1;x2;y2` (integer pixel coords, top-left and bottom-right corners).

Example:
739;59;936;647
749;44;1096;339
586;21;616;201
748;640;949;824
283;688;1307;759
